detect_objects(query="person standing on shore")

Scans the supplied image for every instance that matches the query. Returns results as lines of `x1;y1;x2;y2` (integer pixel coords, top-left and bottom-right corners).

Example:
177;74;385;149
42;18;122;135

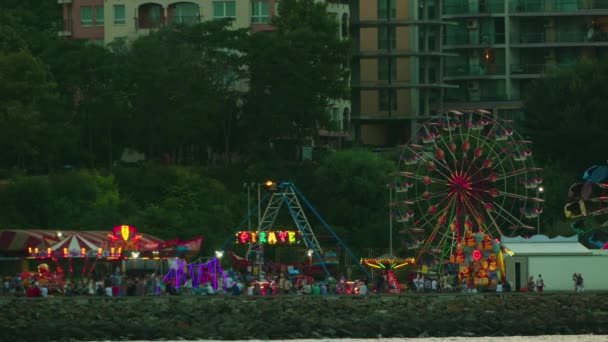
576;273;584;293
536;274;544;292
527;275;535;292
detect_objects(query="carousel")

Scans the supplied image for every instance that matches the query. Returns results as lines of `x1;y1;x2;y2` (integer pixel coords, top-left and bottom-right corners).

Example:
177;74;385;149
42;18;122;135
0;225;203;282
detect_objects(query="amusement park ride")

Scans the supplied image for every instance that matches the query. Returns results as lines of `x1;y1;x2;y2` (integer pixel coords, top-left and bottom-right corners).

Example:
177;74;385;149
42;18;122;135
219;181;370;279
565;164;608;249
393;109;544;285
169;109;555;291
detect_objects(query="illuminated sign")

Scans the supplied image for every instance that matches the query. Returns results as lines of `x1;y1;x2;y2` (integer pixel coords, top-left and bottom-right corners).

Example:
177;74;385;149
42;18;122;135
235;230;301;245
108;225;142;243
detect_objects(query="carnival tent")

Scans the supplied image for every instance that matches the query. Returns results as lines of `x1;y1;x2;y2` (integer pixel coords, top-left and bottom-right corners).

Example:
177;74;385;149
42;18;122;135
0;229;165;257
0;230;59;253
50;234;101;257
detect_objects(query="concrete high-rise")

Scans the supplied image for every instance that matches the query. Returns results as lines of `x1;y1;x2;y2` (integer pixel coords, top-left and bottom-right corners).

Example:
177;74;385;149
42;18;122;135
440;0;608;122
349;0;453;146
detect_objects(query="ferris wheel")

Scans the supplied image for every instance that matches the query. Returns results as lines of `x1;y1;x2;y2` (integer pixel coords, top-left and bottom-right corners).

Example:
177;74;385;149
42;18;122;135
394;110;543;267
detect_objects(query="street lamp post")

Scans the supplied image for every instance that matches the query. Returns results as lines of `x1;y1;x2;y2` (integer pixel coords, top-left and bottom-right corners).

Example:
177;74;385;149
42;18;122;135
257;183;261;230
385;183;394;257
243;182;257;231
537;186;544;235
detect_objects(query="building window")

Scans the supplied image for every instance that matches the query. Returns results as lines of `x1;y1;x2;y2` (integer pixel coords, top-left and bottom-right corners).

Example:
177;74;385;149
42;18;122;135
114;5;126;25
331;107;339;121
81;6;93;26
173;3;199;25
378;0;396;20
252;0;270;24
148;5;161;23
378;26;396;50
379;89;398;111
378;57;396;81
342;13;349;38
213;0;236;19
95;6;104;26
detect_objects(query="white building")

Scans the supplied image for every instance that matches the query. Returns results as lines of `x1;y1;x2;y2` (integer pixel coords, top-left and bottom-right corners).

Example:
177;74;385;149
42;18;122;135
503;235;608;292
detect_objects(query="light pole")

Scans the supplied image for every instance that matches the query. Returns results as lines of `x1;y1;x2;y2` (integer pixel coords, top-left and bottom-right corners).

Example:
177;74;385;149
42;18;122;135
257;183;261;230
387;184;393;257
537;185;544;235
242;182;256;231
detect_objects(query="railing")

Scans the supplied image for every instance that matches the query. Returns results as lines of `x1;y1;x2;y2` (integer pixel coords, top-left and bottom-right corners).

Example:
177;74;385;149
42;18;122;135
512;30;608;43
445;64;506;76
510;62;576;74
511;0;608;12
444;32;505;45
443;0;505;15
510;63;545;74
169;15;200;25
137;16;164;29
444;93;510;102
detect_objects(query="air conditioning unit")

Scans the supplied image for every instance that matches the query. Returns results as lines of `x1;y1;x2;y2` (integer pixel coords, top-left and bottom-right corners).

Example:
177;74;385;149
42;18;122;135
466;19;478;30
467;81;480;92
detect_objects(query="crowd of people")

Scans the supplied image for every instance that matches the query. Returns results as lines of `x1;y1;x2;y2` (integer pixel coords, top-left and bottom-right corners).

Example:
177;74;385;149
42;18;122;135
0;268;587;298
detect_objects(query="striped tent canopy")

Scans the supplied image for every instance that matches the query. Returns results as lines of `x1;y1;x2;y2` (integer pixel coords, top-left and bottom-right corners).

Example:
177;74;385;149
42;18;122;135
50;234;101;257
0;230;60;253
0;230;165;256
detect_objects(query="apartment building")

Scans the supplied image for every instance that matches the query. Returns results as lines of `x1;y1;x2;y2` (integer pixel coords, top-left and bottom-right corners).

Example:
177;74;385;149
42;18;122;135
58;0;351;146
349;0;453;146
441;0;608;122
58;0;105;44
57;0;278;42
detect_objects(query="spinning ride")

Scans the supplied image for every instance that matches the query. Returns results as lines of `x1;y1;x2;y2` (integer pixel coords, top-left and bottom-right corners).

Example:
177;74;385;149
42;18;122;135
566;163;608;248
394;110;542;271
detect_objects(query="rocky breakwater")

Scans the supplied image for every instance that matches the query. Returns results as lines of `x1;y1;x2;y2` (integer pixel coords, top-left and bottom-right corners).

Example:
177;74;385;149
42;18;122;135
1;293;608;341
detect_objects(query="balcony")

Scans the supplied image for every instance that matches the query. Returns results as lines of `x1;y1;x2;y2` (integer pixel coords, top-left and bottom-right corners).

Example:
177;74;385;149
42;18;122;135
511;0;608;13
443;0;505;16
58;19;72;37
510;62;576;76
444;92;510;103
354;49;452;58
168;15;200;25
511;30;608;45
444;32;506;47
444;64;506;78
351;81;454;89
57;0;72;4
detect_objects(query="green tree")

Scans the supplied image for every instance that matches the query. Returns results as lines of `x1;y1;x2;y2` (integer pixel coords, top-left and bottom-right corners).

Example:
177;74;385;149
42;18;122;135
313;150;395;249
0;50;59;170
0;171;121;229
125;21;248;165
244;0;350;143
41;40;128;169
523;61;608;173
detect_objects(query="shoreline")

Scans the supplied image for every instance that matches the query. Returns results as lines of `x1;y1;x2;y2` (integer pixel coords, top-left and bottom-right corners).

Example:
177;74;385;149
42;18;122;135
1;293;607;341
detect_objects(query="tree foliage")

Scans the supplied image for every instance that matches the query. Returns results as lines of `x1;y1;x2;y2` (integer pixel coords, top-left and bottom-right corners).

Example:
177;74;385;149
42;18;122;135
523;61;608;173
523;60;608;236
244;0;350;142
313;150;395;248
